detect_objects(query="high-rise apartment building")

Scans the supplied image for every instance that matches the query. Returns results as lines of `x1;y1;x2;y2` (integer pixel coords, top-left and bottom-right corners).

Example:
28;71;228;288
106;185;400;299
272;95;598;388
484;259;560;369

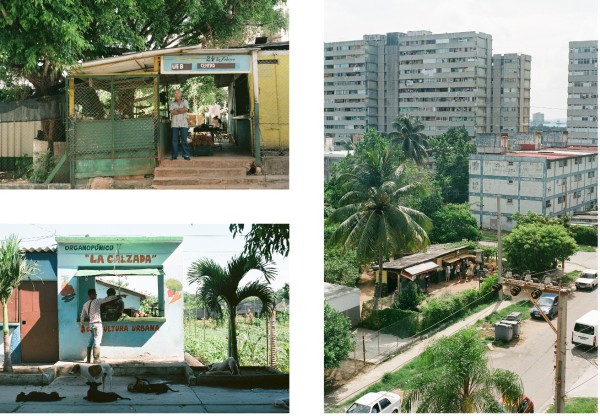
324;31;531;139
491;54;531;133
567;40;598;146
324;35;385;141
532;112;544;126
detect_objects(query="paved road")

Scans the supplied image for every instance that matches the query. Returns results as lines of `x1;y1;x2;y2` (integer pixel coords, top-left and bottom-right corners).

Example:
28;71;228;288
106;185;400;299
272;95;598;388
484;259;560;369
0;375;289;413
488;250;598;412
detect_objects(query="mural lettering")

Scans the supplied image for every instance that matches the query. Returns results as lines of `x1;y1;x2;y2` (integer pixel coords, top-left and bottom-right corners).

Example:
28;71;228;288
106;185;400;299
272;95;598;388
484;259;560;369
86;254;157;264
82;324;160;333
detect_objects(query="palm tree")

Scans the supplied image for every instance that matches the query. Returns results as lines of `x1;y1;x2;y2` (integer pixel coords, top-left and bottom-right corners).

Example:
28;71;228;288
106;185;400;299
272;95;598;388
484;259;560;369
388;115;429;165
187;253;276;363
329;146;432;310
0;235;37;372
402;328;525;413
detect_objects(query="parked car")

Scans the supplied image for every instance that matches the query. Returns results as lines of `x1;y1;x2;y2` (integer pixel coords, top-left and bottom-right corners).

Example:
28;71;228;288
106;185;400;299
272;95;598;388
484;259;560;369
572;310;598;349
530;293;558;319
346;391;401;413
575;269;598;290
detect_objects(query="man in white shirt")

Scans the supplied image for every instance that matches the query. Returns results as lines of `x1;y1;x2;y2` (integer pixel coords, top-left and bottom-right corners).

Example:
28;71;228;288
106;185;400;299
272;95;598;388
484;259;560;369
80;288;126;363
169;89;190;160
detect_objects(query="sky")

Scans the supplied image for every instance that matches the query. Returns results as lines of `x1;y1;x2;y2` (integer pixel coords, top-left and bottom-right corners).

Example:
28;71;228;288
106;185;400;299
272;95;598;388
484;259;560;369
0;224;289;294
324;0;599;120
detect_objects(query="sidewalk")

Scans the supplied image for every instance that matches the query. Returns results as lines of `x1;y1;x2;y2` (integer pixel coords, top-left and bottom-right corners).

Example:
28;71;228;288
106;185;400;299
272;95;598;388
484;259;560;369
325;298;516;410
0;375;289;413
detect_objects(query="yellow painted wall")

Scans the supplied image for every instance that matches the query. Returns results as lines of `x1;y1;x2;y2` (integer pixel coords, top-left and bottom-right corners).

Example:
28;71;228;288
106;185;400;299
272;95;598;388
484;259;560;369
248;50;289;151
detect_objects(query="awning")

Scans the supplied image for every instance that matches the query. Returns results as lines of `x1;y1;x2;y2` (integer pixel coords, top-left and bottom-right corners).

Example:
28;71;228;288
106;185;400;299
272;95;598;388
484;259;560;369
401;261;439;280
442;254;475;264
74;268;161;277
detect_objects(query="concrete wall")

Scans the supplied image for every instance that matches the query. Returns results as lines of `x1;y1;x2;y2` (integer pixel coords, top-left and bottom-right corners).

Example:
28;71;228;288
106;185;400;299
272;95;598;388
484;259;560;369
56;239;184;361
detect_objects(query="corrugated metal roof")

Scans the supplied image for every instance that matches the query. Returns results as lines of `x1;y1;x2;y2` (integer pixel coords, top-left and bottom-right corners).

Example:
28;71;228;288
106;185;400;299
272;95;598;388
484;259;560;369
22;246;57;253
383;244;470;271
324;282;360;300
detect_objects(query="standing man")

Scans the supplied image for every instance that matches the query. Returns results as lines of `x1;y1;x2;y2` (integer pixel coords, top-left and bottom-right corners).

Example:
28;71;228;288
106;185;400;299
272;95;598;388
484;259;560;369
80;288;126;363
169;89;190;160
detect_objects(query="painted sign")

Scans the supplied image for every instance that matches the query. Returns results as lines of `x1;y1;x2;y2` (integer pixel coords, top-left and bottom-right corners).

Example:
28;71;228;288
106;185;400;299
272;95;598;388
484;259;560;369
86;254;157;264
161;54;251;74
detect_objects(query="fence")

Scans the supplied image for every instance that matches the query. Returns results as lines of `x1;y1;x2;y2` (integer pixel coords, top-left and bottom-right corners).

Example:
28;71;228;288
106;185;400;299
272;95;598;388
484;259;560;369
256;50;289;156
67;75;159;183
0;96;65;171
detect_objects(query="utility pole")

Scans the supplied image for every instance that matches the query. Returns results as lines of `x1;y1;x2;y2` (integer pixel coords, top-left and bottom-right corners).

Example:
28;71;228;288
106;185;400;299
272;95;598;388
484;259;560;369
501;279;568;413
555;289;568;413
497;195;503;301
563;181;568;217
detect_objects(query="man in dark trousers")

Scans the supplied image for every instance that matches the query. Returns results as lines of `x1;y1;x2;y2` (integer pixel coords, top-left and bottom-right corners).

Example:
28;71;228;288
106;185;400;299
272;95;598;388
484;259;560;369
80;288;126;363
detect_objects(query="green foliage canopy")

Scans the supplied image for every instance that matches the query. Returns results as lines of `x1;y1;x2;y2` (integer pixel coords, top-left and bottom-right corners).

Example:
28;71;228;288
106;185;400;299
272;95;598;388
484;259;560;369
230;224;290;262
503;223;578;273
429;127;475;203
430;203;483;243
324;249;360;287
324;302;355;369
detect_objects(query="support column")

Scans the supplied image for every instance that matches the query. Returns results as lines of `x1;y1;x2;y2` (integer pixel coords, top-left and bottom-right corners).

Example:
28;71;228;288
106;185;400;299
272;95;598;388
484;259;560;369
555;289;567;413
251;50;261;164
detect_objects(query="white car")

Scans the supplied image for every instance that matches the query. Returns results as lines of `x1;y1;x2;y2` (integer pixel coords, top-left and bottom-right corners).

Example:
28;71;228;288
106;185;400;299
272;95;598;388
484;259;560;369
346;391;401;413
575;269;598;290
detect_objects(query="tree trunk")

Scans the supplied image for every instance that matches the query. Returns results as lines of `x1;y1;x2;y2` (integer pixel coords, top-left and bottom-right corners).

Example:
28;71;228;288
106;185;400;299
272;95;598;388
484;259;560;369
373;251;384;311
228;306;238;362
270;311;277;368
3;303;13;372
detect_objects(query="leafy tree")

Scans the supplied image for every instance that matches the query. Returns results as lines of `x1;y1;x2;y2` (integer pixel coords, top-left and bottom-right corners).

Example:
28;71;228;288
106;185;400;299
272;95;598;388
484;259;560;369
187;253;276;363
275;283;289;302
0;0;288;96
324;302;355;369
512;211;568;228
329;144;431;310
429;127;475;203
179;76;228;114
430;203;483;243
387;115;429;165
393;282;425;312
569;225;598;247
503;224;578;274
230;224;289;262
0;235;37;372
324;249;360;287
402;328;524;413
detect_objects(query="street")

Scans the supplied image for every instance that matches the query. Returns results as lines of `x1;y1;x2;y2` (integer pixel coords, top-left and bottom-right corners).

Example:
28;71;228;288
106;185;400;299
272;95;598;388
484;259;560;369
487;251;598;412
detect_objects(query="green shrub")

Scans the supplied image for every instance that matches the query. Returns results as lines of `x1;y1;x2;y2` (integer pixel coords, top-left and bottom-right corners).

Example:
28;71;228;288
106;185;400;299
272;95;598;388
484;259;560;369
420;276;498;331
29;150;54;183
324;248;360;287
360;308;418;337
569;225;598;247
393;282;425;311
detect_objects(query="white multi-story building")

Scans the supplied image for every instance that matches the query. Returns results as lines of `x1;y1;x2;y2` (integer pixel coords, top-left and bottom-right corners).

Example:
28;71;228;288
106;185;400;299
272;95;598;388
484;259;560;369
567;40;598;145
469;132;598;230
324;31;531;139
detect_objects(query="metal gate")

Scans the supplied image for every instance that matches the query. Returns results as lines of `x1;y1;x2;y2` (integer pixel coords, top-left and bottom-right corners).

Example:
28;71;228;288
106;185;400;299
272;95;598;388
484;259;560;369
67;75;159;184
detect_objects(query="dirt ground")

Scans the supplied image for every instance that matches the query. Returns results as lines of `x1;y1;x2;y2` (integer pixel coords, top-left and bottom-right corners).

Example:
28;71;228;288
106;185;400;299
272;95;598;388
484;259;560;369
0;171;27;184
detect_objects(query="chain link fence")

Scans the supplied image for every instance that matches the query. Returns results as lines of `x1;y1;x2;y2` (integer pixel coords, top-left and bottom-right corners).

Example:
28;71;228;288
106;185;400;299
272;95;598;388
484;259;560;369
68;76;158;182
257;50;289;156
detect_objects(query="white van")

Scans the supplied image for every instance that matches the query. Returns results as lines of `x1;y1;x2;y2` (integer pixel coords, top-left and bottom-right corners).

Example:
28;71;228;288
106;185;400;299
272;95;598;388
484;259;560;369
572;310;598;349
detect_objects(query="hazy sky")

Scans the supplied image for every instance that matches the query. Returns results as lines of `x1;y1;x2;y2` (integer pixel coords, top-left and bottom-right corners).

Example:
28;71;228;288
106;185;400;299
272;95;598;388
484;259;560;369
324;0;598;120
0;224;289;293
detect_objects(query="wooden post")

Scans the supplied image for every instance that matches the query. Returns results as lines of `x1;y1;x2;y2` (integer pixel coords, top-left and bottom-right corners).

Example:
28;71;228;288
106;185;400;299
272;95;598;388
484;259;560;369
362;336;366;364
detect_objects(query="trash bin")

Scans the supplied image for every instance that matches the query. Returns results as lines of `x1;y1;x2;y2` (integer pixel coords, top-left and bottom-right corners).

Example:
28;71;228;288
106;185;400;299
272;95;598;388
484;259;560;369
495;321;513;341
505;312;522;322
501;319;520;338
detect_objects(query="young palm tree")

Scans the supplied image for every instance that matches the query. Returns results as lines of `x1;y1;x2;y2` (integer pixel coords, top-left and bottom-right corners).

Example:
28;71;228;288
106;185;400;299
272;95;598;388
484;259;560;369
329;147;431;310
388;115;430;165
187;253;276;363
402;328;525;413
0;235;37;372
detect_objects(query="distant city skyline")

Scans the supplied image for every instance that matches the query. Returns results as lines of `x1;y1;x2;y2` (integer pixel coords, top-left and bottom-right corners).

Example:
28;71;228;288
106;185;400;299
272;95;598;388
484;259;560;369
324;0;598;120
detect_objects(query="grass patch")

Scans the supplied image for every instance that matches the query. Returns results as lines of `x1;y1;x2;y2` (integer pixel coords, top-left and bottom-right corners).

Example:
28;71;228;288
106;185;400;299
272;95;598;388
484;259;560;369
577;245;596;252
478;300;533;325
184;316;289;373
546;397;598;413
562;270;581;285
327;356;426;413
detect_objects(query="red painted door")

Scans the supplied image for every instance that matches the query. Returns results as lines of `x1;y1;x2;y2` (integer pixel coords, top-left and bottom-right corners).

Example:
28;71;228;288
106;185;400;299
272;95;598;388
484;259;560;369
19;282;59;363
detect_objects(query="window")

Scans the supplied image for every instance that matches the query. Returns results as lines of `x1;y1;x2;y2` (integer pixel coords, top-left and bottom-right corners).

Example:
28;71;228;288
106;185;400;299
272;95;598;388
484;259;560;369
508;162;514;166
575;157;582;165
573;191;581;199
507;198;513;204
379;399;392;411
589;187;595;194
507;216;513;223
546;161;552;170
558;160;568;167
588;171;595;179
589;155;596;162
546;200;552;208
558;196;565;204
574;174;582;182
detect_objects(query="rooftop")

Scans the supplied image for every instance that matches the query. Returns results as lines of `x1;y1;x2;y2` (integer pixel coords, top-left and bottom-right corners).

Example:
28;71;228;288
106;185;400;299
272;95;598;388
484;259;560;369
383;244;470;271
324;282;360;300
